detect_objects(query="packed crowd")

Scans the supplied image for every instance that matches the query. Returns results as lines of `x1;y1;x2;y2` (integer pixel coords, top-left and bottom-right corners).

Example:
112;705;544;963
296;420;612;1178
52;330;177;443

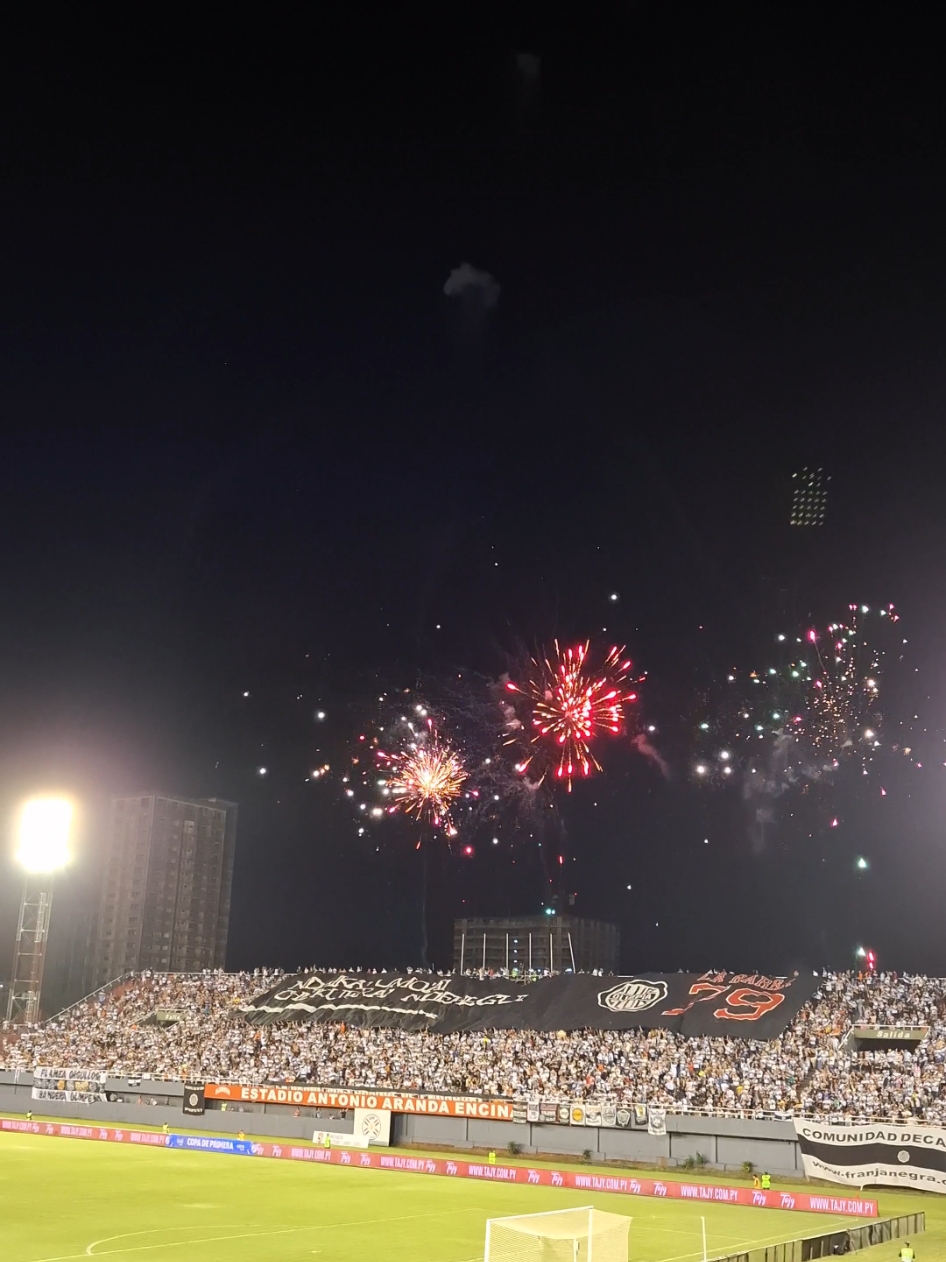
4;970;946;1124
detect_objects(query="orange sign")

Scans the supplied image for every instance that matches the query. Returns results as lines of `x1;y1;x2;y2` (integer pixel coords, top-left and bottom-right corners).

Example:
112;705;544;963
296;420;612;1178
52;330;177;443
204;1082;515;1119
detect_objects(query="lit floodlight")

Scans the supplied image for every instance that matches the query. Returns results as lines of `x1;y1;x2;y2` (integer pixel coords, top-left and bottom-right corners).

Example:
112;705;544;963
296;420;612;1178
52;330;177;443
15;798;73;874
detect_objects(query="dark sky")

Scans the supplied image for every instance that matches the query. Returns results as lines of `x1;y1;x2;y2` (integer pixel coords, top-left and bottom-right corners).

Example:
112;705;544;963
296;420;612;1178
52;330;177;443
3;12;946;981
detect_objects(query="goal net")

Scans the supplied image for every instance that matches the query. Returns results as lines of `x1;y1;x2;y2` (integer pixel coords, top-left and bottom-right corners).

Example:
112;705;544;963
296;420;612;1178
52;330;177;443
484;1207;630;1262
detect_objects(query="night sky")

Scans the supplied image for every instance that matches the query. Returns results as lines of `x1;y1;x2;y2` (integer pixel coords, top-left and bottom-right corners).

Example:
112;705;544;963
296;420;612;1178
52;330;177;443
3;14;946;984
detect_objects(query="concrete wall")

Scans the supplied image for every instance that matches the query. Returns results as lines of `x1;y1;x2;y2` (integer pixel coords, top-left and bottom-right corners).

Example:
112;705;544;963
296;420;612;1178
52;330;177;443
0;1075;353;1143
0;1071;802;1173
394;1111;803;1174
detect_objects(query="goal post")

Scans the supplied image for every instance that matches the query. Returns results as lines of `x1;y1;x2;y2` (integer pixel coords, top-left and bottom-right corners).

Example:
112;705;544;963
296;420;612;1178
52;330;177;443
484;1207;631;1262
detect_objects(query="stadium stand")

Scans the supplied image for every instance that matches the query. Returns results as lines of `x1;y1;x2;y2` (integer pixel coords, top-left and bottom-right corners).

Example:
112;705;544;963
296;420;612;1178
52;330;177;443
3;970;945;1123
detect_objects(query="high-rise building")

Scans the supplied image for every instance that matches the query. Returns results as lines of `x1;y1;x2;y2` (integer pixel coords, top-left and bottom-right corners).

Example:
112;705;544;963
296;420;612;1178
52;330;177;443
790;467;830;525
88;795;238;987
454;915;619;973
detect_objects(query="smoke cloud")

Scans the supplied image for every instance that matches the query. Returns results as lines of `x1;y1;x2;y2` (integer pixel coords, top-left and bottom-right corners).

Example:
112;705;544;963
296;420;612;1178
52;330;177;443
443;262;500;309
632;733;670;778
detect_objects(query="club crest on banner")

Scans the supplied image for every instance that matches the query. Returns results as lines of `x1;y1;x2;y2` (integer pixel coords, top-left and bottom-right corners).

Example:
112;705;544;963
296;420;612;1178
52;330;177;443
360;1113;383;1141
598;979;668;1013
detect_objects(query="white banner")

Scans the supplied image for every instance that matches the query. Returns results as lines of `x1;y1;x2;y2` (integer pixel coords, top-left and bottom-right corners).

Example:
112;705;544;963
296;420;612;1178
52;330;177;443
647;1107;666;1136
31;1088;107;1104
795;1119;946;1193
353;1106;391;1146
34;1068;108;1083
312;1130;370;1148
32;1069;108;1104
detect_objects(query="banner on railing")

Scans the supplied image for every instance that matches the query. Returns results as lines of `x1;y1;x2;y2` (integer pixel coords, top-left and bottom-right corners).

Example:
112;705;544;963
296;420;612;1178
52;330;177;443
243;970;818;1037
648;1107;667;1137
31;1068;107;1104
796;1119;946;1194
182;1083;205;1116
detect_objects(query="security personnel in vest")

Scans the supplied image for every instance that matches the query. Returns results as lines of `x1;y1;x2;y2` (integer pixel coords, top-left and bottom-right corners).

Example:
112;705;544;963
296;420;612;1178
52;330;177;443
761;1172;771;1190
899;1242;915;1261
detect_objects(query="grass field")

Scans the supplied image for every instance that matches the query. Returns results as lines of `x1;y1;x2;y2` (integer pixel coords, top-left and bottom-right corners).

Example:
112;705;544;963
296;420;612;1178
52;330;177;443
1;1125;942;1262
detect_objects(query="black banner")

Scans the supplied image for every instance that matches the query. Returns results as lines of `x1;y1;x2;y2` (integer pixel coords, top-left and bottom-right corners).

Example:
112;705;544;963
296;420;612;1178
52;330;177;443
182;1083;205;1116
243;970;818;1039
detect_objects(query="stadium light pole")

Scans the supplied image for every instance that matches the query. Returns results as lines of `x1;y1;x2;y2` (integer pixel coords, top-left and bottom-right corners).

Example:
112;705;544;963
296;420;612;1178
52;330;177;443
6;798;73;1025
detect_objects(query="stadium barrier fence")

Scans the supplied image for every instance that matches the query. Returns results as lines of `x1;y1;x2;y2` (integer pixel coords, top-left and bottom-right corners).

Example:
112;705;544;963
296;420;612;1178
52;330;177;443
709;1211;924;1261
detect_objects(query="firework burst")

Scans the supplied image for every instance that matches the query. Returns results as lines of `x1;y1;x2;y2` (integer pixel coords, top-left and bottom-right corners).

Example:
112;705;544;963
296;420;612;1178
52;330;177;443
505;641;641;790
377;723;468;830
802;610;888;756
692;603;901;783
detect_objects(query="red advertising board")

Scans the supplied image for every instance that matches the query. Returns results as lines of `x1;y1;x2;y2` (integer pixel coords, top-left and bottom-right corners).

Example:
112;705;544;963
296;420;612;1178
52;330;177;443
0;1118;877;1218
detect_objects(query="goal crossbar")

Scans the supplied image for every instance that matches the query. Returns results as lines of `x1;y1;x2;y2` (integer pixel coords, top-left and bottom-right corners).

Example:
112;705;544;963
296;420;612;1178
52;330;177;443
485;1206;631;1262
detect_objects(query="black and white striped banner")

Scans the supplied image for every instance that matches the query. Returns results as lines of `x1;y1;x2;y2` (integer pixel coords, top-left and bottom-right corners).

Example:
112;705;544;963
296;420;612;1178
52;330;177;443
795;1119;946;1193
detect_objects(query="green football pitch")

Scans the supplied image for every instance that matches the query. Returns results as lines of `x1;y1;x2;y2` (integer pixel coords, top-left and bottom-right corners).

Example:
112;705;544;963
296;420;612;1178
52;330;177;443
0;1128;939;1262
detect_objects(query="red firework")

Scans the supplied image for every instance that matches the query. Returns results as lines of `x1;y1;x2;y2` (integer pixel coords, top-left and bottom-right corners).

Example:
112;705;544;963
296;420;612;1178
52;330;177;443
506;641;640;790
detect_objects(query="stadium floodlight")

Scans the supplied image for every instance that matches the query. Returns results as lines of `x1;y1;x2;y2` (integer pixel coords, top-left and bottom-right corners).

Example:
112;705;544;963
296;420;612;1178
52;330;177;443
485;1207;631;1262
15;797;73;873
6;796;74;1025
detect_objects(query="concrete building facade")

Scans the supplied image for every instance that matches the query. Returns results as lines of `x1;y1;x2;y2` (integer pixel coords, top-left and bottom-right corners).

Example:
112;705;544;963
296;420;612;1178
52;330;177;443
89;795;238;987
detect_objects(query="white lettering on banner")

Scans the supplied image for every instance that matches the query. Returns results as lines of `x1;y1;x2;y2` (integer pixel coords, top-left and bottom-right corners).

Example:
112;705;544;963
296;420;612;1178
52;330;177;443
259;973;529;1019
205;1082;515;1120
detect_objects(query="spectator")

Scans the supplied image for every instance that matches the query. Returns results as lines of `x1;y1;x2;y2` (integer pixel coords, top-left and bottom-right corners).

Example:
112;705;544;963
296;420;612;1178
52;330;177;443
4;969;945;1124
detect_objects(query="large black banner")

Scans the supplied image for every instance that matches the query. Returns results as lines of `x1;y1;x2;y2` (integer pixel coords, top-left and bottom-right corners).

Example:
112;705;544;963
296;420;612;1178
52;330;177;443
243;970;818;1039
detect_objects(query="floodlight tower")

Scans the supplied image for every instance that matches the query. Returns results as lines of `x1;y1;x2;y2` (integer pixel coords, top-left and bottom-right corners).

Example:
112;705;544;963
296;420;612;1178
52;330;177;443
6;798;73;1025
